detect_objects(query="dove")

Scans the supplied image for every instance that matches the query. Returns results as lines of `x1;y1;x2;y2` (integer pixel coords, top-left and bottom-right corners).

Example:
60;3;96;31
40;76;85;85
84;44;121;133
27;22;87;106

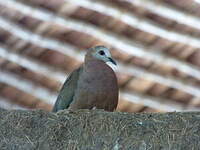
52;46;118;112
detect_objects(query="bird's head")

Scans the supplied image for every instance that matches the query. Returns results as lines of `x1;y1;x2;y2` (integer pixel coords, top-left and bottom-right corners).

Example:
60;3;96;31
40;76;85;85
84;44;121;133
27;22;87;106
85;45;117;65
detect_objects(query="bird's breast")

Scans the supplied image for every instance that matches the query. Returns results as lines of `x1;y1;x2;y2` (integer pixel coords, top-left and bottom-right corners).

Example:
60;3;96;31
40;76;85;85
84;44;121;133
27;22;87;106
70;60;118;111
78;61;118;93
81;70;116;91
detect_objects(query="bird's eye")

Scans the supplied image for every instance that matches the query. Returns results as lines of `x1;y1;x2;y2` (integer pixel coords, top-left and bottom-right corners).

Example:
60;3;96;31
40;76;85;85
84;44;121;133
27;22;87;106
99;50;105;55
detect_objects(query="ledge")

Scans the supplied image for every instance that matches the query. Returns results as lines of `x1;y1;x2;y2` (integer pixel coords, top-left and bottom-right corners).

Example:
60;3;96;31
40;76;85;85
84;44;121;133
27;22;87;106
0;108;199;149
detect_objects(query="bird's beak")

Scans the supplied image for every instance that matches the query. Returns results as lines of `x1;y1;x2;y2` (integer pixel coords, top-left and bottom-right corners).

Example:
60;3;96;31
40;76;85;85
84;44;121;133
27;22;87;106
108;57;117;65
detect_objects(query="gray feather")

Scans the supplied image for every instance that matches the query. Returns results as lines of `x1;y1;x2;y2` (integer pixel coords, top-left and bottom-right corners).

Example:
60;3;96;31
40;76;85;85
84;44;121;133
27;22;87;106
52;67;82;112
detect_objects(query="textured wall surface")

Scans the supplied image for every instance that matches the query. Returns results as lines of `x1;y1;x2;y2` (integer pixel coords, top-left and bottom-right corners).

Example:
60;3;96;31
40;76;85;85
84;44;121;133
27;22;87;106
0;109;200;150
0;0;200;112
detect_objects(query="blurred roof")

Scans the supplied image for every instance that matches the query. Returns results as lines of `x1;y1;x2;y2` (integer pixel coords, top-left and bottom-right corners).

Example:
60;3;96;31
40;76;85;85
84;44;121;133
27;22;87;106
0;0;200;112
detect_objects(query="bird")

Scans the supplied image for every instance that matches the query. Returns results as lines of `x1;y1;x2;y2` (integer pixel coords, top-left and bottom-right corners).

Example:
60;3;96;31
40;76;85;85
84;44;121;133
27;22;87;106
52;45;119;112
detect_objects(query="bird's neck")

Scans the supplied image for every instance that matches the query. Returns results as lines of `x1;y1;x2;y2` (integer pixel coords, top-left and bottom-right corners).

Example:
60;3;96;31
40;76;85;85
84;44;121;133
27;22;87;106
83;59;113;75
84;58;105;66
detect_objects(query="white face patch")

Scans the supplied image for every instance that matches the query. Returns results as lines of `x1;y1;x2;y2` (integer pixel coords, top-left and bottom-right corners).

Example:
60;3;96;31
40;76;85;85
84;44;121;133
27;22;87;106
106;61;117;71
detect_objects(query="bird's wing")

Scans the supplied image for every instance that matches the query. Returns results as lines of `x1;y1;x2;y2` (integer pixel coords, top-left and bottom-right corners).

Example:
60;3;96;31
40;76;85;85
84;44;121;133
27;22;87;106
52;67;82;112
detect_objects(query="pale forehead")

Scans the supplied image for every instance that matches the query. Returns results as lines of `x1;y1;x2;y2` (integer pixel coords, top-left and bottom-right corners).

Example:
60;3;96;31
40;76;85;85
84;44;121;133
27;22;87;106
87;46;111;55
94;46;108;51
93;46;110;54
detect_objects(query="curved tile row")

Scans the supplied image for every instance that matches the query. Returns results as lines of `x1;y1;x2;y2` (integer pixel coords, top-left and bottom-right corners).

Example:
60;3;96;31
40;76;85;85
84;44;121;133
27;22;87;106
1;4;200;88
7;0;200;68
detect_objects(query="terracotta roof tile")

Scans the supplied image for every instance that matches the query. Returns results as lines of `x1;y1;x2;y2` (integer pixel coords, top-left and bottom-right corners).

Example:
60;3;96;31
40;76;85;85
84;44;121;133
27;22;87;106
0;0;200;112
